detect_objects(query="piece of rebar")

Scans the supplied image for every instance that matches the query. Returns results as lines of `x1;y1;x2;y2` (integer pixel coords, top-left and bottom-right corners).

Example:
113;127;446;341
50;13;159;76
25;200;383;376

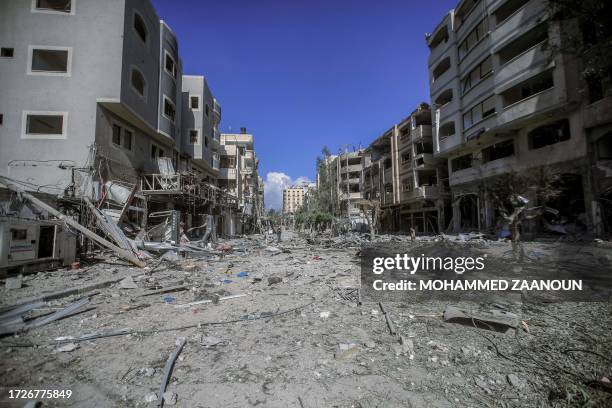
158;339;186;408
379;302;397;336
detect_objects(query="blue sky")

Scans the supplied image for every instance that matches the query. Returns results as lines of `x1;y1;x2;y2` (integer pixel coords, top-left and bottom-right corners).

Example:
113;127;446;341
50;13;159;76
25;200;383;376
151;0;457;208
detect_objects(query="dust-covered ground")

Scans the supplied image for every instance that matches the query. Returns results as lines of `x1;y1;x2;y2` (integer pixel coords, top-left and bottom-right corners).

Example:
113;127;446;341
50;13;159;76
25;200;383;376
1;230;611;407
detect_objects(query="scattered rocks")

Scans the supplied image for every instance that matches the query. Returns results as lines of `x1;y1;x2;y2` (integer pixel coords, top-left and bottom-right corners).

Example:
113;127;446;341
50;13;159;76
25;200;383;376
162;391;177;406
119;276;138;289
144;392;158;403
54;343;79;353
335;343;360;360
507;373;524;388
4;276;22;290
267;276;282;286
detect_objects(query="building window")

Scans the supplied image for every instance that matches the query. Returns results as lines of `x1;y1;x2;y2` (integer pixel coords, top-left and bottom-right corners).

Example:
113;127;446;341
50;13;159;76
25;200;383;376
455;0;480;29
134;12;148;44
28;46;71;75
111;123;133;151
451;154;472;172
130;68;146;98
164;51;176;78
22;111;67;139
458;18;488;60
151;145;157;159
1;48;14;58
204;136;209;147
528;119;570;149
0;114;3;125
482;139;514;163
162;96;176;123
463;95;496;129
461;55;492;95
190;95;200;110
205;104;210;117
189;129;200;145
32;0;74;15
401;151;411;163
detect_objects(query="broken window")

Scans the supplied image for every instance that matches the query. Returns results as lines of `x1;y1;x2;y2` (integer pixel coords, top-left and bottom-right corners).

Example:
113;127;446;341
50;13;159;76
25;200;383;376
190;95;200;110
205;104;210;117
11;229;27;240
204;136;209;147
454;0;480;29
458;18;487;59
165;52;176;78
151;145;157;159
130;68;146;97
1;47;14;58
134;13;148;44
494;0;529;26
528;119;570;149
35;0;72;13
429;25;449;50
401;151;411;163
31;48;69;73
26;114;64;135
451;154;472;172
482;139;514;163
402;178;412;191
415;142;433;155
189;129;200;144
0;114;3;125
163;97;176;122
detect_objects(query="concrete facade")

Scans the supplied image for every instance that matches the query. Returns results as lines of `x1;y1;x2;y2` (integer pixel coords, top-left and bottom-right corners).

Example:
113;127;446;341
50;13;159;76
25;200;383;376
282;186;307;214
426;0;609;235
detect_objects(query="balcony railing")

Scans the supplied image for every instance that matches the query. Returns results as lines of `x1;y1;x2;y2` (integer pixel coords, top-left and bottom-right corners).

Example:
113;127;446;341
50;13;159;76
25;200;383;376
402;185;440;201
219;168;237;179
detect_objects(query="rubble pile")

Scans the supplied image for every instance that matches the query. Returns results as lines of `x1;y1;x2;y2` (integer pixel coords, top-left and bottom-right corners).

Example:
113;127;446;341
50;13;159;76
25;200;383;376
1;228;611;407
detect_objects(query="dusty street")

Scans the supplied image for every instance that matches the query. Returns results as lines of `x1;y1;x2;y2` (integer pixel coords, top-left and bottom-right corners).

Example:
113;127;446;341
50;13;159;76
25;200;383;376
1;231;611;407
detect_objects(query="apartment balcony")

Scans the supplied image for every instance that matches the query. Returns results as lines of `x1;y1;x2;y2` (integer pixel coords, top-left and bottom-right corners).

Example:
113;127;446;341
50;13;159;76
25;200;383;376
402;186;441;201
340;164;362;173
411;125;433;143
583;96;612;129
383;168;393;184
340;177;360;185
241;167;253;175
414;153;435;168
497;86;560;128
430;61;456;95
220;144;236;156
435;99;459;125
219;168;237;179
495;42;551;91
491;0;547;48
244;150;254;160
349;192;361;200
382;191;394;206
455;1;486;44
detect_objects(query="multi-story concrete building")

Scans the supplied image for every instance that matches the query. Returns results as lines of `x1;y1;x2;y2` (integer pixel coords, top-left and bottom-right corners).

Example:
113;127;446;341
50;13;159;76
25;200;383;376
282;186;307;214
218;129;263;234
426;0;611;235
0;0;185;192
0;0;260;238
362;104;450;233
333;150;365;218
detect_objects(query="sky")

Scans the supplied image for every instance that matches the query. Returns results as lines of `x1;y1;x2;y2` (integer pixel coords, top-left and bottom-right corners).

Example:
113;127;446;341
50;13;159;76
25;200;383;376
151;0;457;209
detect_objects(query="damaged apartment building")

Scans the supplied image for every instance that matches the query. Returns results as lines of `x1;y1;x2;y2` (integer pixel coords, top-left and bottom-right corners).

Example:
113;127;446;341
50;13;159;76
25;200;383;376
361;104;451;234
0;0;264;274
426;0;612;236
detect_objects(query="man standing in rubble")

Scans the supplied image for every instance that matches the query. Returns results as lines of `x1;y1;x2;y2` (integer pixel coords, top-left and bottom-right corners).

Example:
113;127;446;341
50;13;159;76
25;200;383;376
276;224;282;243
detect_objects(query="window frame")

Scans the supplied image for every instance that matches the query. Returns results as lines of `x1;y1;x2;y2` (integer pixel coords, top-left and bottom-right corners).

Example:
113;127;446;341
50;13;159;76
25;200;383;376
1;47;15;58
27;45;72;77
163;50;177;79
21;110;68;140
189;94;201;111
110;121;135;153
133;10;149;46
162;95;176;123
129;66;147;100
31;0;76;16
188;128;201;145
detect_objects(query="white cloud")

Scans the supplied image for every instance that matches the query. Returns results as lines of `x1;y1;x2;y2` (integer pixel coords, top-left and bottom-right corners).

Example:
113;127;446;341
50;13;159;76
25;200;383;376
263;172;312;211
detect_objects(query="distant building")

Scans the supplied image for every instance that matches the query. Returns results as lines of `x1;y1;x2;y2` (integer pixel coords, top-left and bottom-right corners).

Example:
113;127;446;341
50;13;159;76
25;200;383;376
282;186;307;214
